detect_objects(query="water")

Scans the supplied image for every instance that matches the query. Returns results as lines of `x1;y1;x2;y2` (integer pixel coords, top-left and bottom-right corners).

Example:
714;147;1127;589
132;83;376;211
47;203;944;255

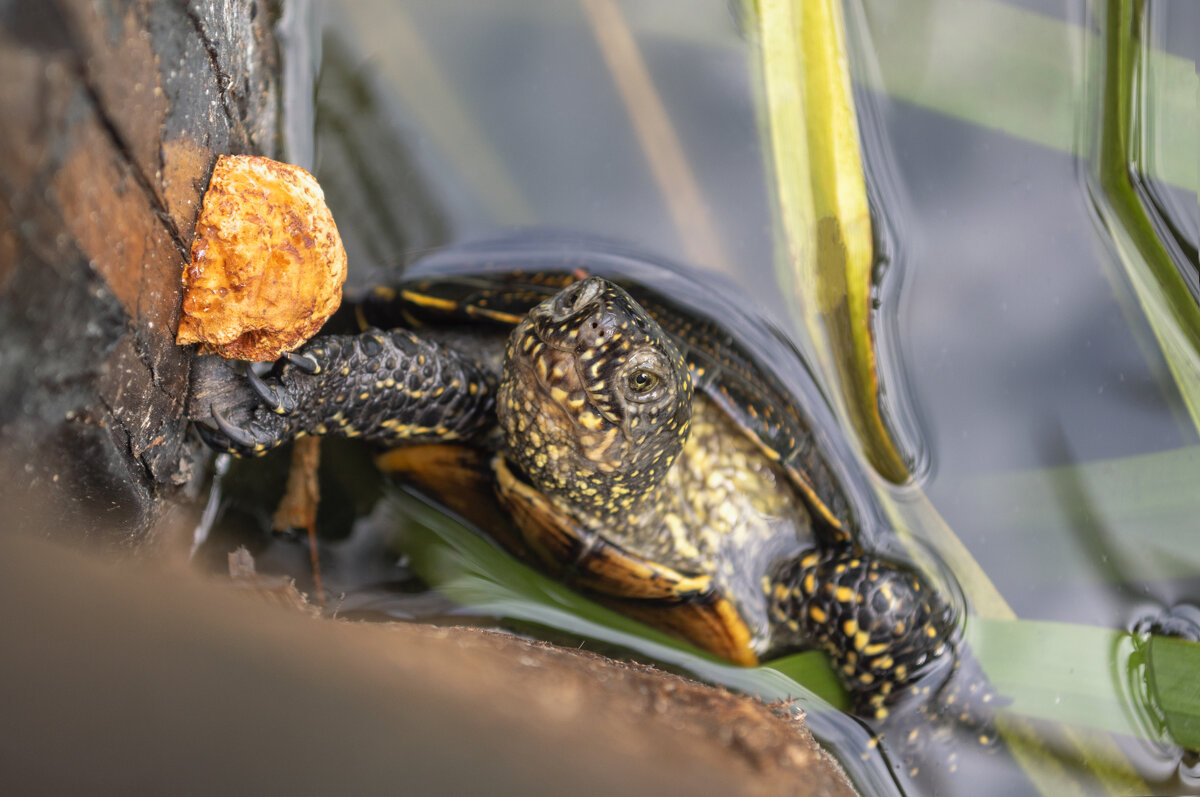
200;1;1200;794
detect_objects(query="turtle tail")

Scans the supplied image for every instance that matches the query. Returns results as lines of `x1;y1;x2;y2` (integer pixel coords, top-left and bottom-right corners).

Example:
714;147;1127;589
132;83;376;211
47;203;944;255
189;328;496;456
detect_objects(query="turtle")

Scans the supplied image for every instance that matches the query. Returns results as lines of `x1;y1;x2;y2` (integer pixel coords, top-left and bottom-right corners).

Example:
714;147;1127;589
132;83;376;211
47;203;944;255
190;236;999;764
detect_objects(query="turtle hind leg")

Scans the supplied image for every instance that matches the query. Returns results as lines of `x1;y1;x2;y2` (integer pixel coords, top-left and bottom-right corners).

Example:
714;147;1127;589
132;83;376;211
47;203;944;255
766;548;1008;779
189;328;497;456
766;548;959;718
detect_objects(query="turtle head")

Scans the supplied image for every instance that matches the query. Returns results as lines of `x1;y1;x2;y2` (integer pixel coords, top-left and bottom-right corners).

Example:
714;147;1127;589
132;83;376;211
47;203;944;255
498;277;693;514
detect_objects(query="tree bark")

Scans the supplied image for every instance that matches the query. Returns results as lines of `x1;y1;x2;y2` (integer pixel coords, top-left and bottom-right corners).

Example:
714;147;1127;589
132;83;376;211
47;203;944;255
0;0;280;548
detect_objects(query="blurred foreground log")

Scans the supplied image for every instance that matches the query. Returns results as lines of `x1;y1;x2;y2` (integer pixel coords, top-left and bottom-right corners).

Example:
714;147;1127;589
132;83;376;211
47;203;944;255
0;531;856;796
0;0;279;548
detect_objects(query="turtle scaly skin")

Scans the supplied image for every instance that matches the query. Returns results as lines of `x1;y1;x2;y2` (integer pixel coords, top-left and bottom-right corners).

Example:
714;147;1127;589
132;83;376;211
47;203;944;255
197;329;496;454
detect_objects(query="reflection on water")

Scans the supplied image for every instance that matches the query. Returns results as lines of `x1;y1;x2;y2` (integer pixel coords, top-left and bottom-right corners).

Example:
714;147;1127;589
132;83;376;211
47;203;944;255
201;1;1199;795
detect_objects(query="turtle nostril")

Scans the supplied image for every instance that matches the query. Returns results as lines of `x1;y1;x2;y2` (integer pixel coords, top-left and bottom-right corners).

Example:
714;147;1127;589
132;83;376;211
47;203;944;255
557;287;585;317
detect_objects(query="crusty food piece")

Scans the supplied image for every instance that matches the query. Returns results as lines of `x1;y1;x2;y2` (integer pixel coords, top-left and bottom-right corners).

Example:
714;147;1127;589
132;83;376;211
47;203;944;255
177;155;347;361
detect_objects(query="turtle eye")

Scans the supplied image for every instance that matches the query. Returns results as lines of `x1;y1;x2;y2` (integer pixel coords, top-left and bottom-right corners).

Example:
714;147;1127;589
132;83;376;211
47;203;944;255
627;368;659;394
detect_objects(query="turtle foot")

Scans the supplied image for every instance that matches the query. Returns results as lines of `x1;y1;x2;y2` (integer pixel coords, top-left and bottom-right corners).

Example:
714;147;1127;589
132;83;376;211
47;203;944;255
188;355;304;456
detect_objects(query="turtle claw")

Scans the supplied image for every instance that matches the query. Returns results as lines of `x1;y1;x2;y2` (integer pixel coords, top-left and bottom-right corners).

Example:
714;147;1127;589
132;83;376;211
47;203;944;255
283;351;320;374
196;402;293;457
194;416;238;452
246;367;298;415
210;406;265;453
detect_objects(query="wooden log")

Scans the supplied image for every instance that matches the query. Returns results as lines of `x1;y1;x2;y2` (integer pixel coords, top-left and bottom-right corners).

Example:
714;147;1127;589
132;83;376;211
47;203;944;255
0;0;280;548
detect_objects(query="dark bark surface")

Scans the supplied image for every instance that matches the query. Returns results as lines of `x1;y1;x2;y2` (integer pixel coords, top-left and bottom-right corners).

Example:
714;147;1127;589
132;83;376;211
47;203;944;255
0;0;279;548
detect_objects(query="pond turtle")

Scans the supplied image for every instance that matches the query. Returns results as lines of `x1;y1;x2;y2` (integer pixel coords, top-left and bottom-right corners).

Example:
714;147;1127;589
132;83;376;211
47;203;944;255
191;237;997;750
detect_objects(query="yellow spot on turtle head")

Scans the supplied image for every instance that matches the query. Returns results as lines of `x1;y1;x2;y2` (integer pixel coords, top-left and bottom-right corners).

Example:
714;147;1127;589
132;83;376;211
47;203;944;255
579;411;604;431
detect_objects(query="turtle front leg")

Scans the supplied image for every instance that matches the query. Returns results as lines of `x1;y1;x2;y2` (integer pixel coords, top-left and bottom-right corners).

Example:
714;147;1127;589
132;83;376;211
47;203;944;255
190;328;497;456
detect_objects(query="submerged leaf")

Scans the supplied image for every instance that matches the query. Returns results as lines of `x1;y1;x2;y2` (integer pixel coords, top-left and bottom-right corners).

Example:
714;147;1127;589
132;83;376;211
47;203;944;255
749;0;909;482
1147;635;1200;751
1089;1;1200;434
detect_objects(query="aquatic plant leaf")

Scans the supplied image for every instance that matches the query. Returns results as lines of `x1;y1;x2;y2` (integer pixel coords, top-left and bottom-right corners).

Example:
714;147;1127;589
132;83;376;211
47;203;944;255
970;618;1151;794
748;0;909;483
885;504;1151;794
763;651;849;710
387;489;848;707
1147;635;1200;751
1089;1;1200;436
961;445;1200;587
976;618;1196;763
971;618;1136;736
854;0;1196;195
